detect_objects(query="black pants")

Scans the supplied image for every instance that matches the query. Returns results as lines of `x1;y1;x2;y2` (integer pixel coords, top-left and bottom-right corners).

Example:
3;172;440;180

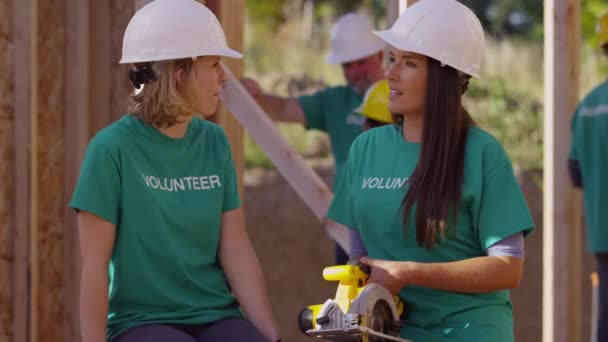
112;317;268;342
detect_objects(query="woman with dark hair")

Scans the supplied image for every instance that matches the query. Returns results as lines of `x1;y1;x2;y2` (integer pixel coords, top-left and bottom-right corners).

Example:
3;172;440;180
328;0;533;341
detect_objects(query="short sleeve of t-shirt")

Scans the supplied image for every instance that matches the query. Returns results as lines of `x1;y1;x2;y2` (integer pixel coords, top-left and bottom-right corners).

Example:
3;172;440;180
222;138;242;213
327;140;358;230
69;139;121;225
474;146;534;250
298;91;327;131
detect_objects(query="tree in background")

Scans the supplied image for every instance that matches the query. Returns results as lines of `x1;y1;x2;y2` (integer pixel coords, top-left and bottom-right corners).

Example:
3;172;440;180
246;0;606;43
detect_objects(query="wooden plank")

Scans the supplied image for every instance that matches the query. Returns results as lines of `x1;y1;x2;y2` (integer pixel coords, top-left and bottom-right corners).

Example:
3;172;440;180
134;0;153;11
386;0;410;26
219;65;350;252
205;0;245;198
0;0;15;339
89;0;111;135
566;1;582;341
28;0;39;338
64;0;91;341
387;0;419;22
543;0;581;341
33;0;66;340
110;0;134;123
12;0;34;340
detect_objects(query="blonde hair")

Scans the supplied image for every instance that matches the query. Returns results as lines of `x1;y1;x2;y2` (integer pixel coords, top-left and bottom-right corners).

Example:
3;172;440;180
128;58;200;128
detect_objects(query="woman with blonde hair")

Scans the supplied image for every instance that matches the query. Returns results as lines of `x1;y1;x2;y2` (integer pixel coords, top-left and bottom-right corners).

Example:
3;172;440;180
70;1;280;341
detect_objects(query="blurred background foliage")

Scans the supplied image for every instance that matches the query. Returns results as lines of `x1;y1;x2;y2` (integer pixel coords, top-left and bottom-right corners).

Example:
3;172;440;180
242;0;608;171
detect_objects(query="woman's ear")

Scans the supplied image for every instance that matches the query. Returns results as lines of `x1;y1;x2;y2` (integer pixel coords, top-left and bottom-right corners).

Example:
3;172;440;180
174;67;185;88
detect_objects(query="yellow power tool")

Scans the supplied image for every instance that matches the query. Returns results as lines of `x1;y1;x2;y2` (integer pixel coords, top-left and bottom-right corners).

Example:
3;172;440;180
298;264;410;342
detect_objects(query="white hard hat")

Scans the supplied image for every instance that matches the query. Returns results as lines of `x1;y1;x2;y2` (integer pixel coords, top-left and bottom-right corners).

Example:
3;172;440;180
120;0;242;64
373;0;485;77
326;13;385;64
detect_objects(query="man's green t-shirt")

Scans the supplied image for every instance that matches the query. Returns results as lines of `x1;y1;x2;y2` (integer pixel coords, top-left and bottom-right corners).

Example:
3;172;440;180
298;86;364;189
70;115;243;341
570;80;608;253
328;125;534;342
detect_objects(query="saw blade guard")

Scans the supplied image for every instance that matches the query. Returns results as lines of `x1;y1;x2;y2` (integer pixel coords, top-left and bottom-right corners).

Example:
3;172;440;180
349;283;400;320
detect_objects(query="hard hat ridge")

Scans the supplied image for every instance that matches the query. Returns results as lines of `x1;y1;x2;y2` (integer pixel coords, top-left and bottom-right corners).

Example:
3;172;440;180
120;0;242;64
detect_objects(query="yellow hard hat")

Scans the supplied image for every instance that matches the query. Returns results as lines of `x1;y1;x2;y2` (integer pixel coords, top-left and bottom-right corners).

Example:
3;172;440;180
357;80;392;124
598;12;608;46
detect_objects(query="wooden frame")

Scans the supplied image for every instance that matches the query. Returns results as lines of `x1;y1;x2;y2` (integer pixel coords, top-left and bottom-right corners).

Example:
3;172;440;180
543;0;582;341
64;0;91;340
12;0;35;340
205;0;246;197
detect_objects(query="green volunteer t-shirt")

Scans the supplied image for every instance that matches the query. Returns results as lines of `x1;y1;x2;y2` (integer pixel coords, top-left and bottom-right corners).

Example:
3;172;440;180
70;114;243;341
328;124;534;342
570;80;608;253
298;86;364;189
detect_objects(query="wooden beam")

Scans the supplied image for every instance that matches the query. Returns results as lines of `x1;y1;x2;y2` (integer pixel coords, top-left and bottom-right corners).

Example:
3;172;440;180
89;0;111;135
134;0;153;11
64;0;90;341
33;0;66;340
219;65;350;251
0;0;15;340
386;0;409;26
12;0;35;340
543;0;581;341
205;0;245;197
110;1;134;123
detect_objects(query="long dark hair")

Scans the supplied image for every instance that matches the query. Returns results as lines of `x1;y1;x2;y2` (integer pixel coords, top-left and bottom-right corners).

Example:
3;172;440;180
400;58;474;249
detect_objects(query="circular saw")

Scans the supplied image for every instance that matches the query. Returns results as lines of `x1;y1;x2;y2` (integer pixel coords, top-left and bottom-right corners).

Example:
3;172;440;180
298;264;411;342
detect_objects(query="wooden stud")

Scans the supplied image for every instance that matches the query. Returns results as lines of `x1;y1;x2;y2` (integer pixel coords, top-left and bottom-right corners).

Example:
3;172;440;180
64;0;91;340
134;0;153;11
110;1;134;123
205;0;245;197
29;0;38;334
566;1;583;340
33;0;67;339
89;0;111;135
543;0;581;341
386;0;410;26
12;0;34;340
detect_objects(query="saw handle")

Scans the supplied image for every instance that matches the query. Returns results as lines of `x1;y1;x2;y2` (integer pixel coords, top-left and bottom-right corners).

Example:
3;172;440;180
358;262;372;277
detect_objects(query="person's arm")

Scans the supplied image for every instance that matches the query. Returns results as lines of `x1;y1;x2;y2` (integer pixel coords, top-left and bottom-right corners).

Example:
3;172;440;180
240;78;305;123
78;211;116;342
346;228;367;265
218;208;280;341
361;255;523;295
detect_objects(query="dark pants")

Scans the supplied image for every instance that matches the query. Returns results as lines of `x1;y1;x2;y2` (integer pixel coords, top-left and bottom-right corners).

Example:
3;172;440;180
597;253;608;342
335;243;349;265
112;317;268;342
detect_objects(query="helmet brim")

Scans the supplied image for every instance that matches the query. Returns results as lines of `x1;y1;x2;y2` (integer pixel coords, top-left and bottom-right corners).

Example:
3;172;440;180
373;30;480;78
